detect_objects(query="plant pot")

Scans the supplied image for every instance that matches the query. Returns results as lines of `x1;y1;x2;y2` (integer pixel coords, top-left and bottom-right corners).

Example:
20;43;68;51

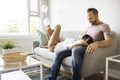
2;49;14;54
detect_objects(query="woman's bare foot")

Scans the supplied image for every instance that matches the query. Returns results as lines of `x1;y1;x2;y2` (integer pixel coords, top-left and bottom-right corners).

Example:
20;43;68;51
40;45;48;48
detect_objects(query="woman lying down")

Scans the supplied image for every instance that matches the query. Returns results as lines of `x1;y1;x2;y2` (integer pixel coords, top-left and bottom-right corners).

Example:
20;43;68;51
41;24;93;53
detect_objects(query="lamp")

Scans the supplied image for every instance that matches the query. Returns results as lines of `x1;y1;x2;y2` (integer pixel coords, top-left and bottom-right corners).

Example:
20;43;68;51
44;18;50;26
41;5;48;13
41;5;50;26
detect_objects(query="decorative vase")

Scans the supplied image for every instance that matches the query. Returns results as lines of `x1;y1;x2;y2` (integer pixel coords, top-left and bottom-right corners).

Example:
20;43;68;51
2;49;14;54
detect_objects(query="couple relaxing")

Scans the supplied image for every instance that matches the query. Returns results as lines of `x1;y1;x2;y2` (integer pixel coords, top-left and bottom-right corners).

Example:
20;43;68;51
42;24;93;80
41;8;112;80
42;24;93;53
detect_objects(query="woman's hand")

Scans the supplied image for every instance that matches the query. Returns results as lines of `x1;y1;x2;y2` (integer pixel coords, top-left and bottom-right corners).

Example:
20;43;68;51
67;45;73;49
67;40;88;49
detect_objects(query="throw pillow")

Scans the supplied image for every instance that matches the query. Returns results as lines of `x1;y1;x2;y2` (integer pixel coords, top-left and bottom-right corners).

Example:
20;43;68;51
37;30;48;47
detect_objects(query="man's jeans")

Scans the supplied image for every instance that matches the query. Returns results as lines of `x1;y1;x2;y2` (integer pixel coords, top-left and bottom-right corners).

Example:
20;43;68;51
48;46;87;80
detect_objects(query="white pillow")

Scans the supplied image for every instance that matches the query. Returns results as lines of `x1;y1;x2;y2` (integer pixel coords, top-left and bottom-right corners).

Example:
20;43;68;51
54;38;75;53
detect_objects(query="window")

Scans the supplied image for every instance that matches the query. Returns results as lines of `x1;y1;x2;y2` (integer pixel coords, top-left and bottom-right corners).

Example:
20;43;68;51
29;0;40;35
0;0;40;35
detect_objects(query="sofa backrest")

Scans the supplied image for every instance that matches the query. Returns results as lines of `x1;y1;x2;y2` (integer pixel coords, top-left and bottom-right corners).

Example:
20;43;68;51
60;31;84;40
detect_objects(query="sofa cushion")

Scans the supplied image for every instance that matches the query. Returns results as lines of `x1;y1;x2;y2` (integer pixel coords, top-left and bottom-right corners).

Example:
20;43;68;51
62;56;72;66
34;47;55;60
34;47;72;67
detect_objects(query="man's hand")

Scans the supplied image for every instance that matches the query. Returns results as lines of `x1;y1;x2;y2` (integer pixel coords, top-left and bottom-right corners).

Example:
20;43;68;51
86;34;112;53
86;42;99;53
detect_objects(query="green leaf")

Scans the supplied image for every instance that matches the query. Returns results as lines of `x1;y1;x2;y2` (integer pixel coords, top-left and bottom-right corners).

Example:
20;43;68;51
0;39;21;49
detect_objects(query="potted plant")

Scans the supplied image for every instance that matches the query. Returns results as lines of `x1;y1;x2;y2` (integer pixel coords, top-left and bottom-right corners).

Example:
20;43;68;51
0;39;19;54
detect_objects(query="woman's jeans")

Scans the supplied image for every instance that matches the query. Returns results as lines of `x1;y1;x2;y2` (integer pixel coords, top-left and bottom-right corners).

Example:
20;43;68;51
49;46;87;80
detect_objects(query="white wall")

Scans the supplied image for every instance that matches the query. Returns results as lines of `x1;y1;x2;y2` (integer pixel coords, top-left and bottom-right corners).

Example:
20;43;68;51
49;0;120;53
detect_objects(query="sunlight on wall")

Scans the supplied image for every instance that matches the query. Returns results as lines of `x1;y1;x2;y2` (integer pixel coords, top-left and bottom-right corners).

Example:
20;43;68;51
50;0;120;31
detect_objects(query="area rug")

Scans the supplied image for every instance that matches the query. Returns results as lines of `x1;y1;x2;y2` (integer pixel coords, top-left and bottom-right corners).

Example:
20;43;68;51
24;66;118;80
29;70;70;80
28;72;119;80
24;66;70;80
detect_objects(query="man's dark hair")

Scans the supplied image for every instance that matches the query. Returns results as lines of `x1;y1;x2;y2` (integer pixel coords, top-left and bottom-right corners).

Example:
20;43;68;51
81;34;93;45
87;8;98;15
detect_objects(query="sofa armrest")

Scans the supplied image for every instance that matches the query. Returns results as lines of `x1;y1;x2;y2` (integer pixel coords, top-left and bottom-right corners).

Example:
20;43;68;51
33;41;39;49
81;31;118;77
81;46;117;77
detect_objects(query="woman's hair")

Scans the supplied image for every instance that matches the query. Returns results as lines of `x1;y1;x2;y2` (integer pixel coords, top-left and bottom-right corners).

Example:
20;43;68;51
81;34;93;45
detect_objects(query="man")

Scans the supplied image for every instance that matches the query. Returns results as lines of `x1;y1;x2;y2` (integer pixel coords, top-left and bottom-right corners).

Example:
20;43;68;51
47;8;112;80
86;8;112;53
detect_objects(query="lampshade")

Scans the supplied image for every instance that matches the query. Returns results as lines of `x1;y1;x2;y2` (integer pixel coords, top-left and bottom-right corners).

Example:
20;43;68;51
41;5;48;13
44;18;50;26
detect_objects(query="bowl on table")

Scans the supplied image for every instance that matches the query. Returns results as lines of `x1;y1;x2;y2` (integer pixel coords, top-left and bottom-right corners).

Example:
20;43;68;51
2;52;27;63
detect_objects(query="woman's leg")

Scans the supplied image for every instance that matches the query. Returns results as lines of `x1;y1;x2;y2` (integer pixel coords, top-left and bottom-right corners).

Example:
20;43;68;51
48;24;61;52
49;49;71;80
71;46;87;80
46;25;54;40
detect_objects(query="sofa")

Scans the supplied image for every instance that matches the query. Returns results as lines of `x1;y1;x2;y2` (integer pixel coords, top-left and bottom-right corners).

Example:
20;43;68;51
33;31;117;79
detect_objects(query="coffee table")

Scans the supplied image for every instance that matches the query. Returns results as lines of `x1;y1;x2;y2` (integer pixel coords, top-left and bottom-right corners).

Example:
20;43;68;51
105;54;120;80
0;55;43;80
1;70;32;80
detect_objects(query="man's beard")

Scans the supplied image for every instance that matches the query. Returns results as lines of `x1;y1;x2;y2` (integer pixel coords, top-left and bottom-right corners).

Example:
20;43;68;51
90;20;97;25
